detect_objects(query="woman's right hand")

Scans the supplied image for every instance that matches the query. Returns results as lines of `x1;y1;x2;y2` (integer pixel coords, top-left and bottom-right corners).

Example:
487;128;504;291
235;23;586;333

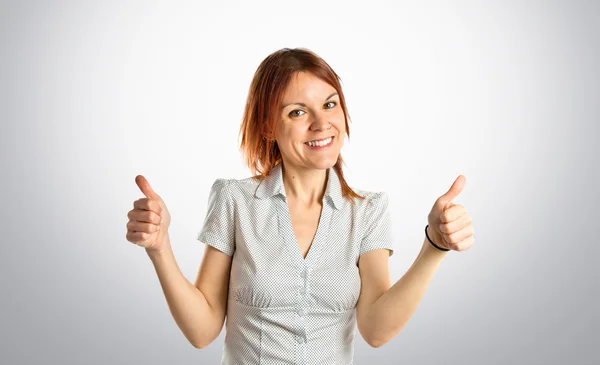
126;175;172;253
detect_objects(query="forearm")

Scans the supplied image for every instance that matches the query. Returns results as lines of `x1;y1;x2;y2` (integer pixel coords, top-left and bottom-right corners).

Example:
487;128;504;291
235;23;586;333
367;237;449;347
146;235;219;349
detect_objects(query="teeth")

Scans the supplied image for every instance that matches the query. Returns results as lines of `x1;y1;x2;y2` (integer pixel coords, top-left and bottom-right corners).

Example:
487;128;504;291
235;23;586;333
306;137;332;147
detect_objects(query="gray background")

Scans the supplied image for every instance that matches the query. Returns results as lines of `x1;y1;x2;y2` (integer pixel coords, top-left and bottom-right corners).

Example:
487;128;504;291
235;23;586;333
1;0;598;364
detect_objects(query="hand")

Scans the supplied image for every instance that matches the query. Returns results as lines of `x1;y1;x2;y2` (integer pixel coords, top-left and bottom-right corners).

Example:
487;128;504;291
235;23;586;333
427;175;475;252
126;175;172;252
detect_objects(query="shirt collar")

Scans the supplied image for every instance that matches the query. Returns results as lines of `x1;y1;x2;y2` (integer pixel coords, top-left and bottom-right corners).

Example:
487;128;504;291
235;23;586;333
255;163;344;210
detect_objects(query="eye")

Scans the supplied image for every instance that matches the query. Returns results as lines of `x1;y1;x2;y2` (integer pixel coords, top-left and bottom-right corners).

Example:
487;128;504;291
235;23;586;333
289;109;305;118
324;101;337;109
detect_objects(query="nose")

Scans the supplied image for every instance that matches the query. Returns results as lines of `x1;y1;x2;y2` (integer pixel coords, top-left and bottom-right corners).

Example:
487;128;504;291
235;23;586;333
309;110;331;131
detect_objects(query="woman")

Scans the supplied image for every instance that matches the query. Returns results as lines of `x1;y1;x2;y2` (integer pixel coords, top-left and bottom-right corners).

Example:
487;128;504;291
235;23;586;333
126;48;475;364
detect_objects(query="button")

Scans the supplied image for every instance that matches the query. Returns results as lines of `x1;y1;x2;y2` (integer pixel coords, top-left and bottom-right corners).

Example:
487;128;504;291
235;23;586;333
299;287;306;294
297;308;305;316
297;336;305;344
300;270;307;279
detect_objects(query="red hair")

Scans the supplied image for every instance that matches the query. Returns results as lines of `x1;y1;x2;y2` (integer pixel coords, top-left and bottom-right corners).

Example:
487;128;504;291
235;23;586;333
238;47;366;204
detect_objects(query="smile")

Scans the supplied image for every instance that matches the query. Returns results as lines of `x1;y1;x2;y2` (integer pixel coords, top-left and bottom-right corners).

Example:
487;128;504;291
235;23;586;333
304;136;334;149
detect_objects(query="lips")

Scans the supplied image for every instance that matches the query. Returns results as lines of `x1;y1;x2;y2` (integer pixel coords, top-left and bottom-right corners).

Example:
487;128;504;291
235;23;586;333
304;136;334;149
305;136;334;144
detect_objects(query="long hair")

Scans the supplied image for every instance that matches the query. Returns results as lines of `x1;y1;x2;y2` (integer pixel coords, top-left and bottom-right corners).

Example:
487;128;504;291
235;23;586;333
238;47;366;204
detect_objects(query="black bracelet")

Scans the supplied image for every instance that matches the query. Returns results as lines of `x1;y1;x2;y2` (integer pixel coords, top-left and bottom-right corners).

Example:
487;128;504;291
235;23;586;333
425;225;450;251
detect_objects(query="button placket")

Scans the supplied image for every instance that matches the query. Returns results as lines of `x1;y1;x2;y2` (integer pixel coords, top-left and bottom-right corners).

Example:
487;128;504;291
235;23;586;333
295;265;309;351
298;267;310;308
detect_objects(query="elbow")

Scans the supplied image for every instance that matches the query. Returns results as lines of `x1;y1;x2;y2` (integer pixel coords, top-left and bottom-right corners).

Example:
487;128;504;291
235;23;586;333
359;320;394;348
192;331;221;349
368;338;385;348
192;340;205;349
190;335;211;350
366;323;406;348
192;338;212;349
192;333;219;349
189;322;223;349
359;326;387;348
367;333;393;348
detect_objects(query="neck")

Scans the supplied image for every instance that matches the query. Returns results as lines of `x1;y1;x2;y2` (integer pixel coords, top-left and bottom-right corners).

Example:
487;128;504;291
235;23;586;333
281;162;328;207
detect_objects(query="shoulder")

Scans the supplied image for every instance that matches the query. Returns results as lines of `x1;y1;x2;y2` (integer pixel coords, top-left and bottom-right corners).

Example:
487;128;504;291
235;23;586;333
355;189;388;202
205;174;263;204
233;174;262;192
350;189;389;211
205;178;234;199
206;172;257;190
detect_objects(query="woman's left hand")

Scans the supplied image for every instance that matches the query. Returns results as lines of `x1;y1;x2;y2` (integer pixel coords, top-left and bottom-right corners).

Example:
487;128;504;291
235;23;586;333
427;175;475;252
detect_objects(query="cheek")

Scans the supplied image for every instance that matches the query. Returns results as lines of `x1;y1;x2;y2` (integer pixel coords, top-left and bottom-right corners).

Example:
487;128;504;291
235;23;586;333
334;119;346;135
278;125;304;148
333;109;346;125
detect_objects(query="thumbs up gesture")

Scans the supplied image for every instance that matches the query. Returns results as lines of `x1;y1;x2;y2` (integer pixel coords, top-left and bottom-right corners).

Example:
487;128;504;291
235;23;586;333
126;175;172;252
426;175;475;252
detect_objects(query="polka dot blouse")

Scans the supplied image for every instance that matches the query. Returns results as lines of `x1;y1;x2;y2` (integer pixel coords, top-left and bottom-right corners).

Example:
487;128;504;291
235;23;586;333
197;162;394;364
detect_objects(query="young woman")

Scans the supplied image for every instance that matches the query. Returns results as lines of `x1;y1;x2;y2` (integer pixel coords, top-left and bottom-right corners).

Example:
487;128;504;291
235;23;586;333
126;48;475;364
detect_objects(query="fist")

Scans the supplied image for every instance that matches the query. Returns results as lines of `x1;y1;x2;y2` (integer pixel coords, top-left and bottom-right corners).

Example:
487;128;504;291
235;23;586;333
427;175;475;252
126;175;171;252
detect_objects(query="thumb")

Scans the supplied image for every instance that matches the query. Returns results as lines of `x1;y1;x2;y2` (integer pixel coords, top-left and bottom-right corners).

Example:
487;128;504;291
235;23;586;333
135;175;162;201
438;175;466;207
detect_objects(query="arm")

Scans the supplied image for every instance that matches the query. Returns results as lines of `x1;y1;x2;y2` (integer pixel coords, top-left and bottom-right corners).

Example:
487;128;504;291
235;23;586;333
146;233;231;349
361;236;448;348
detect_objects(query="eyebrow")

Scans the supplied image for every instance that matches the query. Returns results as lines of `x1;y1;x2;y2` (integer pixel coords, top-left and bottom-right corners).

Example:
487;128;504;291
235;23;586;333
282;92;338;109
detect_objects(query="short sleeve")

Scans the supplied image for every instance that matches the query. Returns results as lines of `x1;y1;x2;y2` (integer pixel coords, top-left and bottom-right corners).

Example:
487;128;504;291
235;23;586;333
196;178;236;257
360;192;394;257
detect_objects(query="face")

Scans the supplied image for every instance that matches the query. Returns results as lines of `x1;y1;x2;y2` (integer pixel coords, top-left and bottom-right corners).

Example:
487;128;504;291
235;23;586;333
274;71;346;171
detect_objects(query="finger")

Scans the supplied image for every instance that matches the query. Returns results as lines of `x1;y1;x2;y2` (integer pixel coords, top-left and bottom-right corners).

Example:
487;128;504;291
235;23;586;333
438;175;466;206
439;214;472;234
452;235;475;251
136;175;161;201
127;230;150;242
127;220;160;234
125;230;152;243
440;204;467;223
133;198;162;214
442;225;474;245
128;209;162;224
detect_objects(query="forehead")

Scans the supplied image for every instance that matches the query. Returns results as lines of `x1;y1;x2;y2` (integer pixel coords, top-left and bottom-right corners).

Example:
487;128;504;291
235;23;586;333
282;72;336;101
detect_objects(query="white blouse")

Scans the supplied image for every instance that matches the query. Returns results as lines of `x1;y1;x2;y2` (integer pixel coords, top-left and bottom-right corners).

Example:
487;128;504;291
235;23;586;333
197;162;394;364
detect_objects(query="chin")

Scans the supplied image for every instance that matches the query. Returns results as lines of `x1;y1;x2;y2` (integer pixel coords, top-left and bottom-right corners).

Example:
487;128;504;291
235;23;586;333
311;157;339;170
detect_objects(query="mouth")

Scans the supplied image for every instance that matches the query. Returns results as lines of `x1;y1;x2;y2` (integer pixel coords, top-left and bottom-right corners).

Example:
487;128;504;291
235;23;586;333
304;136;334;149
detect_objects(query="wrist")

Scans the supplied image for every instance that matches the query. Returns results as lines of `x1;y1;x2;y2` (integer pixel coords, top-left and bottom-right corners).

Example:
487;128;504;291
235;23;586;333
425;225;450;252
145;237;172;259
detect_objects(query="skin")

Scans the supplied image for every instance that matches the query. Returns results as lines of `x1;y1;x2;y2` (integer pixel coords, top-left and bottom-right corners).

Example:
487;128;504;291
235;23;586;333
129;70;475;350
274;71;346;206
271;73;476;349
